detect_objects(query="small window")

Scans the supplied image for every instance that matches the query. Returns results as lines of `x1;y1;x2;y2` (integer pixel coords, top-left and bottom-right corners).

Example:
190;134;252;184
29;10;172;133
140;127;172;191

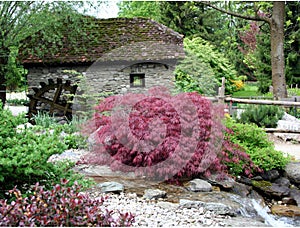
130;73;145;87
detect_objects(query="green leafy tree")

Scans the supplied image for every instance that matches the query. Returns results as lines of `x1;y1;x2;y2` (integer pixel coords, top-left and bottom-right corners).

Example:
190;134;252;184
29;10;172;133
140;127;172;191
285;1;300;86
117;0;161;21
0;1;102;105
201;1;288;99
176;37;240;95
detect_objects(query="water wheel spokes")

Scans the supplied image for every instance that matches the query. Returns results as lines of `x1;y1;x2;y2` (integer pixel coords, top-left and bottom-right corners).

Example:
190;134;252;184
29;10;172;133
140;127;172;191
27;78;78;122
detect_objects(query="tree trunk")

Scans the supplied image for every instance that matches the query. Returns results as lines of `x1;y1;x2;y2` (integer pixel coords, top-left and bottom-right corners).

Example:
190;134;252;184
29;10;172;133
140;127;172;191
0;63;7;108
270;1;287;100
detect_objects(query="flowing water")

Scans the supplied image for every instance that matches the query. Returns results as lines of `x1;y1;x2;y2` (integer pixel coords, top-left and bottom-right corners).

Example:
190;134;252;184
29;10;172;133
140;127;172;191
90;173;300;227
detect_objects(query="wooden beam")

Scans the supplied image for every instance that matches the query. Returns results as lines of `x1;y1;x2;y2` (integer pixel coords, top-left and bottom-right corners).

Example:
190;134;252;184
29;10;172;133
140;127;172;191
264;128;300;133
225;97;300;107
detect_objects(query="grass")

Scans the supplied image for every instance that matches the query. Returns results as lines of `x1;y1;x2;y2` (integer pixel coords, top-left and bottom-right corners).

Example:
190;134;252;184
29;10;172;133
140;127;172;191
232;84;259;97
232;82;300;99
232;83;273;98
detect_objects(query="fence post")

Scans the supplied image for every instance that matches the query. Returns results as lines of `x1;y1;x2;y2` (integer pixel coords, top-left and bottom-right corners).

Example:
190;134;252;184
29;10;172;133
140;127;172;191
218;77;225;104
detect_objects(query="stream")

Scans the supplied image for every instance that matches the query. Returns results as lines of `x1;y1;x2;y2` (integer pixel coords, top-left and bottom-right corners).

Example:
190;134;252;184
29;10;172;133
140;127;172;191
51;150;300;227
85;170;300;227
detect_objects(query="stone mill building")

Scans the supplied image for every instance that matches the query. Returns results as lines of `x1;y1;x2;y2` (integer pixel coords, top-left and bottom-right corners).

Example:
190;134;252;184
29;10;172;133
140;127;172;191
19;16;185;97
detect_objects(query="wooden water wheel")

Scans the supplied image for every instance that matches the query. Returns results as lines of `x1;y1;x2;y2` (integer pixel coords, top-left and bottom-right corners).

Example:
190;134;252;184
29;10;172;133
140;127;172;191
27;78;78;122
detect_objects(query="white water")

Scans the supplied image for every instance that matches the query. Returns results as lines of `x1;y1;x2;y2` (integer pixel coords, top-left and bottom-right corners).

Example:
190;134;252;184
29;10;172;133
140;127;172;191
251;199;293;227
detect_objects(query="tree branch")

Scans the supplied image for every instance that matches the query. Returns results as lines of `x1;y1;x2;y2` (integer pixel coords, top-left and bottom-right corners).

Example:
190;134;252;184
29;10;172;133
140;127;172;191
200;1;271;24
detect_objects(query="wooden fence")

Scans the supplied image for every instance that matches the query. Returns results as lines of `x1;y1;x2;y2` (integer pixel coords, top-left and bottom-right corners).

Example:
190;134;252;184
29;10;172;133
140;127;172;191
213;77;300;134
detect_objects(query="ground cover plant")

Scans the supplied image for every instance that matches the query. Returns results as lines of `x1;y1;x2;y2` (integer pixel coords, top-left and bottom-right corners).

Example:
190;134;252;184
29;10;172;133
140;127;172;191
225;118;290;173
79;88;260;181
0;179;135;226
0;104;93;199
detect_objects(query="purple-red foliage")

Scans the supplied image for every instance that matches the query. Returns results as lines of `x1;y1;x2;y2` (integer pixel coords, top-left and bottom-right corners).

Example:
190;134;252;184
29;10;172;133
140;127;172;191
80;88;256;180
238;21;260;54
0;179;135;227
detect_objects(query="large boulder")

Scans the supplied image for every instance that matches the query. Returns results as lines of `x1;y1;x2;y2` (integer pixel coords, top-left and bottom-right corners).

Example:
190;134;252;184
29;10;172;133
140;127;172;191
275;113;300;141
285;162;300;185
251;180;290;199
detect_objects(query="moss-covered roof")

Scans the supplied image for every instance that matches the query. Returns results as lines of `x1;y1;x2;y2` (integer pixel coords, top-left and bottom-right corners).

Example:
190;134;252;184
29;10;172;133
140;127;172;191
19;17;184;65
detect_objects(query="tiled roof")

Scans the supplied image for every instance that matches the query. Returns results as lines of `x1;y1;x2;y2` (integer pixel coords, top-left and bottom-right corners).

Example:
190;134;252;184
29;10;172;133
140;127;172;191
19;17;184;65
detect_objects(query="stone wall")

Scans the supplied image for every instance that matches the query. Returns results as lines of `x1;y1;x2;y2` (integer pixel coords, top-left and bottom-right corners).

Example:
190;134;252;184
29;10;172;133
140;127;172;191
27;66;88;92
26;61;176;97
85;61;176;96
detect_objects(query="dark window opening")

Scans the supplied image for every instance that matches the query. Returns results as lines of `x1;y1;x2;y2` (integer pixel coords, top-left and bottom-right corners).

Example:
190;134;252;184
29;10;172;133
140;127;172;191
130;73;145;87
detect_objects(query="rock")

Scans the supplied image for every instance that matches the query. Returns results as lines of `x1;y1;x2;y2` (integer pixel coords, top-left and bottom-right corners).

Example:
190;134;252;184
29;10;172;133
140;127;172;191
282;113;300;123
87;127;103;148
277;120;300;132
185;179;212;192
269;184;290;198
285;162;300;185
274;113;300;141
48;149;89;163
282;197;297;205
220;217;269;227
230;181;251;198
248;190;266;204
289;188;300;206
156;201;178;210
251;175;264;181
74;164;136;178
237;176;252;186
251;180;290;198
271;204;300;217
179;199;235;216
16;122;33;133
275;132;300;142
274;177;291;187
261;170;280;181
206;174;235;189
59;131;68;138
143;189;166;200
97;181;124;193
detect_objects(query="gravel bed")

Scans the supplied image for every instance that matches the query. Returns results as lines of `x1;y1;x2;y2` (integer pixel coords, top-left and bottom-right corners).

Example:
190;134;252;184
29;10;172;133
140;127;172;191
89;191;230;227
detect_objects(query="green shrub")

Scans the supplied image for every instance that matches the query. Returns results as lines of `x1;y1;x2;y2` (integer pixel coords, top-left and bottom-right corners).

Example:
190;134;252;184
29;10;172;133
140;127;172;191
237;104;284;128
225;118;290;172
32;112;88;149
63;133;87;149
0;107;92;199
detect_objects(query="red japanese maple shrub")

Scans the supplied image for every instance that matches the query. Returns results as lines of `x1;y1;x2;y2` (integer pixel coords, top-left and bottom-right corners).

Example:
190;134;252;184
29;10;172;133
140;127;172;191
80;87;256;180
0;179;134;227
